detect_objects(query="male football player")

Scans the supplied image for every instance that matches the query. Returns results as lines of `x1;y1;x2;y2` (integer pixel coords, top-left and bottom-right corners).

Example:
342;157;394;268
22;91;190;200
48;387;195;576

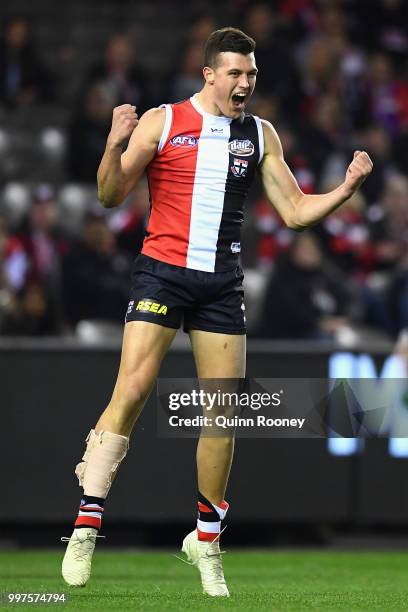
62;27;372;596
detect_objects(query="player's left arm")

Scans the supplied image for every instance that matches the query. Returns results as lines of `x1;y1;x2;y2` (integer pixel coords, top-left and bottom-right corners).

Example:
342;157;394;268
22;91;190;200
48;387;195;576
259;120;373;230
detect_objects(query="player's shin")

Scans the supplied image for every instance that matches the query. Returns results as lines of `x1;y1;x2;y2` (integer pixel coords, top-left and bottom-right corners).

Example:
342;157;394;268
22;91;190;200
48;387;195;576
74;428;129;531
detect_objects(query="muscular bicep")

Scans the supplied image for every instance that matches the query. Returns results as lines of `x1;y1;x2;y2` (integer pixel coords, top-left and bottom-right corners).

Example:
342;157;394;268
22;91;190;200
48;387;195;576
259;121;303;228
120;108;165;195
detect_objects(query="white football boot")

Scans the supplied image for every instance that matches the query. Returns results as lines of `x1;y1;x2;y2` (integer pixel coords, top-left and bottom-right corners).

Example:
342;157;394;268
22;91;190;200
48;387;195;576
181;529;230;597
61;528;102;586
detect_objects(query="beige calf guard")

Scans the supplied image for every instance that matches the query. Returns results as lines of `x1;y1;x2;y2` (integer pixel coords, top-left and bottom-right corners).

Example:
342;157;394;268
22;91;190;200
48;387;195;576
75;429;129;498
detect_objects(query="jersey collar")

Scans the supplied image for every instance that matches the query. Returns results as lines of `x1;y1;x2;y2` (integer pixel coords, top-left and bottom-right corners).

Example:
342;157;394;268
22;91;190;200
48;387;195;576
190;94;232;124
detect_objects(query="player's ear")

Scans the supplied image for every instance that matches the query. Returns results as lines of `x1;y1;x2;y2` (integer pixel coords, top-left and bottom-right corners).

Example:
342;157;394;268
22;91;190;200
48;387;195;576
203;66;215;85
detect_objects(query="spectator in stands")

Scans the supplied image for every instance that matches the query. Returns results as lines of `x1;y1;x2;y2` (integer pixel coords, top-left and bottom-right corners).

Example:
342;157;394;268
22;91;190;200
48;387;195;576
255;233;356;340
385;178;408;333
314;181;375;281
369;174;408;272
85;33;148;112
360;124;394;204
335;33;369;131
360;0;408;63
0;214;28;291
62;213;131;326
243;2;300;118
252;194;292;271
301;40;342;119
277;0;319;42
67;82;115;181
294;8;342;120
387;252;408;336
168;41;205;102
248;92;280;126
368;53;408;138
0;216;20;332
17;185;68;299
107;179;150;257
297;94;345;187
393;119;408;177
189;15;217;45
163;14;217;102
0;280;61;336
347;173;408;334
0;15;54;108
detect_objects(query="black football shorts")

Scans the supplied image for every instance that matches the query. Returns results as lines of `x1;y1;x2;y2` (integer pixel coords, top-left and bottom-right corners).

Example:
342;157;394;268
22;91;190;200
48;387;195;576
125;254;246;335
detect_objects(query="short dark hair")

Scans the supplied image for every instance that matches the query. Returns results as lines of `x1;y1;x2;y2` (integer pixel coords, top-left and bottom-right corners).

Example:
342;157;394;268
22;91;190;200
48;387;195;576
204;27;256;68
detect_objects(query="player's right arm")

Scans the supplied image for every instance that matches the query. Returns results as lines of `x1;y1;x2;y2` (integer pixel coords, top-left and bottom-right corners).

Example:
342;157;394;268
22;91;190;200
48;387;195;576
97;105;165;208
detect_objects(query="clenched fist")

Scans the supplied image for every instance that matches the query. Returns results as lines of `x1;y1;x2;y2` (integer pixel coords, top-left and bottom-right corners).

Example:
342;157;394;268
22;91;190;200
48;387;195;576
344;150;373;195
107;104;139;148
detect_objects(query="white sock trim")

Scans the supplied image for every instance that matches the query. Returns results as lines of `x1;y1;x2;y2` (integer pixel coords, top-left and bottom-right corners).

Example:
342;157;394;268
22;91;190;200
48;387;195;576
197;519;221;534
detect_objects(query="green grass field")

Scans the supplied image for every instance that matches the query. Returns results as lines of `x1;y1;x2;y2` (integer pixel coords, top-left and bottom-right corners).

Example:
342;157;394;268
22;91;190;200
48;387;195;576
1;550;408;611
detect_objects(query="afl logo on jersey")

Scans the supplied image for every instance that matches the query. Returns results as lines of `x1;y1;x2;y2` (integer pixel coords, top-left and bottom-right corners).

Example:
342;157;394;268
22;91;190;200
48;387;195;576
170;134;198;147
228;139;254;156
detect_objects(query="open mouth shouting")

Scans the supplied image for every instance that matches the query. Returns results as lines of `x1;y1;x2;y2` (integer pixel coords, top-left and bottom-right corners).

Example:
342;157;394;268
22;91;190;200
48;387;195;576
231;92;247;110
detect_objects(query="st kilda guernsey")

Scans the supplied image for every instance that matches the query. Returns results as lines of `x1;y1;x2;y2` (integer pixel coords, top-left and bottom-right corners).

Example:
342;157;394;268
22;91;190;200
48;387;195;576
142;94;264;272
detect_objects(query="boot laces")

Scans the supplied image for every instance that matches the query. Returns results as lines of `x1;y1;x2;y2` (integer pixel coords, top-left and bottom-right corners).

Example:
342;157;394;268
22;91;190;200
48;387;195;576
199;547;226;584
61;534;105;563
174;525;227;567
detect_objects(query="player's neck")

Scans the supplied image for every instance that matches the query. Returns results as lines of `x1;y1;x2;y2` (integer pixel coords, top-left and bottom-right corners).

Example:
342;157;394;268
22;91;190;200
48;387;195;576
195;89;223;117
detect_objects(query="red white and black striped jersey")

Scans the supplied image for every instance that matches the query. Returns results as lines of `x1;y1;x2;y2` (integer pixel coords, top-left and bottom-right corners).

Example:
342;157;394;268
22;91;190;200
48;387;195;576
142;94;264;272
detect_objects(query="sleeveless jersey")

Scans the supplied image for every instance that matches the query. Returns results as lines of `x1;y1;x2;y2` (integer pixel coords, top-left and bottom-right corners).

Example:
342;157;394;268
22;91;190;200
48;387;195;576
142;94;264;272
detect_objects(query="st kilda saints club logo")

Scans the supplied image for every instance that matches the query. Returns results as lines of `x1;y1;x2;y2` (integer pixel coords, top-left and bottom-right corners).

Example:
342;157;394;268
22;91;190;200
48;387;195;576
231;157;248;177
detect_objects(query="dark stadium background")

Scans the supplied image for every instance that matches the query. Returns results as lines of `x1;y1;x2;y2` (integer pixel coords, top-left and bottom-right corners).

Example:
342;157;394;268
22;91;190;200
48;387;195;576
2;0;408;549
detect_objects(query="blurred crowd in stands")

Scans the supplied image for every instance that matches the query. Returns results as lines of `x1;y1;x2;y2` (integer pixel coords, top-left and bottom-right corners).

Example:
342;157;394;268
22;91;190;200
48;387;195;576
1;0;408;342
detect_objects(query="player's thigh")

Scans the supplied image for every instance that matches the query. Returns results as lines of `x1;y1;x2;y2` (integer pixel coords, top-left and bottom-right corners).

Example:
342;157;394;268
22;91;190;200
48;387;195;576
189;329;246;378
114;321;176;397
190;330;245;428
